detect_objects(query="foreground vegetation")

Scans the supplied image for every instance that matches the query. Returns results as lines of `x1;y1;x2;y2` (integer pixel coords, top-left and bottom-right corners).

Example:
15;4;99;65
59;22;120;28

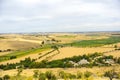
0;68;120;80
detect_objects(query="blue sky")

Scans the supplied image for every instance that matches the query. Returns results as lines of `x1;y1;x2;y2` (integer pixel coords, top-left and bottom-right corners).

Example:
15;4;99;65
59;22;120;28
0;0;120;33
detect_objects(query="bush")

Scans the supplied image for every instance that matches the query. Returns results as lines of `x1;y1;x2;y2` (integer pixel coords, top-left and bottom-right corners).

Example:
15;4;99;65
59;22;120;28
68;73;76;79
104;69;118;80
84;71;92;79
0;50;2;52
10;56;16;59
33;70;39;79
45;71;56;80
0;77;2;80
3;75;10;80
77;71;83;79
38;72;46;80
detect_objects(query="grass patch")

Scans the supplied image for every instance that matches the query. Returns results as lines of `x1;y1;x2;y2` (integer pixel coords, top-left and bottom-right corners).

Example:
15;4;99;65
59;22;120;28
0;36;5;39
65;36;120;47
0;45;51;62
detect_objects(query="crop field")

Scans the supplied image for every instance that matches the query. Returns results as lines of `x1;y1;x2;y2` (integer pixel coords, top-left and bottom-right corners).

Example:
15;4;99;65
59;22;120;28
0;33;120;80
0;45;51;62
65;36;120;47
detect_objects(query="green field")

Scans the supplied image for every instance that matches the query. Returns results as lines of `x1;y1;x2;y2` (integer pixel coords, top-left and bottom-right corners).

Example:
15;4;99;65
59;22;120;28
65;36;120;47
0;45;51;62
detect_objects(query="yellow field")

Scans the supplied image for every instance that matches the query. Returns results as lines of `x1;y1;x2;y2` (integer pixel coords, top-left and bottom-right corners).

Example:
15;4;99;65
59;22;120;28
0;33;120;80
50;33;109;43
0;46;115;65
49;47;114;61
1;65;120;77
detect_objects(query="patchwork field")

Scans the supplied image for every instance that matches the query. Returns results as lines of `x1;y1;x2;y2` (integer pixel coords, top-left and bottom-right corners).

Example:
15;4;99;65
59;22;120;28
42;47;115;61
0;32;120;80
0;65;120;80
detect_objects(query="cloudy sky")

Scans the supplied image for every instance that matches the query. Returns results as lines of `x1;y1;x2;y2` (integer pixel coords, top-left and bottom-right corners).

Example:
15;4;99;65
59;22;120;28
0;0;120;33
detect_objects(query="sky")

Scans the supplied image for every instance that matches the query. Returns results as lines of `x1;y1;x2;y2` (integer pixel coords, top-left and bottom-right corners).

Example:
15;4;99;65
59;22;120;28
0;0;120;33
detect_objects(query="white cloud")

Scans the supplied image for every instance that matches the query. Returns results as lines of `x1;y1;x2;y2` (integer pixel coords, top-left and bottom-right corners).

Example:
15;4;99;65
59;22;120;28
14;0;64;7
0;15;53;22
0;0;120;32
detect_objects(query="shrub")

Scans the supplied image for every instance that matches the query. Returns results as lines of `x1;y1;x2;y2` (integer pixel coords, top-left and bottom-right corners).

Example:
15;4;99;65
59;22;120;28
38;72;46;80
104;69;118;80
3;75;10;80
10;56;16;59
45;71;56;80
33;70;39;80
84;71;92;79
0;77;2;80
77;71;83;79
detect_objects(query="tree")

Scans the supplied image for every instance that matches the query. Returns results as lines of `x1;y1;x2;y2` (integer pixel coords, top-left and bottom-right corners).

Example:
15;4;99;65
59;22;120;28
104;69;118;80
51;45;60;54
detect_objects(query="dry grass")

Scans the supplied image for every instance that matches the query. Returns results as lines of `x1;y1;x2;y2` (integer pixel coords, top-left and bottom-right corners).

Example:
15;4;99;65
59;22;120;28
0;46;115;64
1;65;120;77
0;50;50;65
49;47;114;61
51;34;109;43
0;52;12;56
0;40;40;50
104;50;120;57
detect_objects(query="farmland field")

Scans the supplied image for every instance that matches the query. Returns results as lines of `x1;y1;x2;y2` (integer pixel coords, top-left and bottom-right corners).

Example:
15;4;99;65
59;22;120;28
0;32;120;80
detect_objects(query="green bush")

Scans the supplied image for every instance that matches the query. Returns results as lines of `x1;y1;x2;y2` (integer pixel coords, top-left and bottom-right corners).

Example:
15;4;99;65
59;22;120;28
84;71;92;79
77;71;83;79
3;75;10;80
0;77;2;80
38;72;46;80
45;71;56;80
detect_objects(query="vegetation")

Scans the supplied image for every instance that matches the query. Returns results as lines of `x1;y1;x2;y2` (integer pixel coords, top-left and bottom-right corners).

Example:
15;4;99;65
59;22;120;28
0;52;120;70
3;75;10;80
65;36;120;47
84;71;92;80
104;69;119;80
0;45;51;62
0;69;120;80
0;34;120;80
